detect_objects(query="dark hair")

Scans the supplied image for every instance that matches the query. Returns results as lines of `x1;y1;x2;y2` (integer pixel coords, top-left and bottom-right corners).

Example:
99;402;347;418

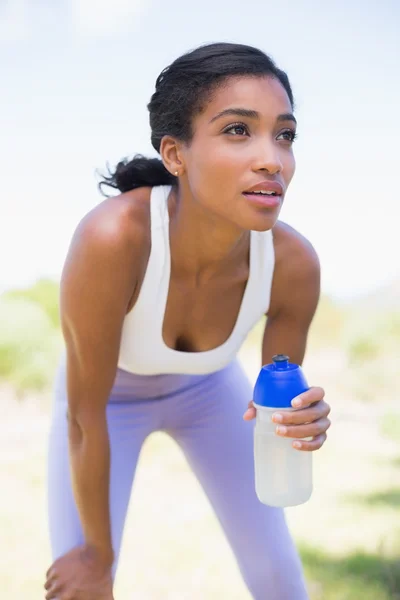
99;42;294;195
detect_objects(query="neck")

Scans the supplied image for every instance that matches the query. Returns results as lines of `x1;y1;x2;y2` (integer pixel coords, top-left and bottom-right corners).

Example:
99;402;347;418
168;184;249;281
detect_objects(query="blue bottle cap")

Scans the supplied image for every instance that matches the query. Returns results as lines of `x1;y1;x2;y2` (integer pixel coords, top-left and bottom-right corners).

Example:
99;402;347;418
253;354;309;409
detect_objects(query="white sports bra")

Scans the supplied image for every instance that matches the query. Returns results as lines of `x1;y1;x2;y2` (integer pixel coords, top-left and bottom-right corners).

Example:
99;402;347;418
117;185;275;375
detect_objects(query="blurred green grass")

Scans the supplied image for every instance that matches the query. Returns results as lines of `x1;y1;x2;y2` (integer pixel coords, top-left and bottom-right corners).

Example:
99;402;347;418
1;277;399;599
301;545;400;600
381;413;400;441
0;280;62;396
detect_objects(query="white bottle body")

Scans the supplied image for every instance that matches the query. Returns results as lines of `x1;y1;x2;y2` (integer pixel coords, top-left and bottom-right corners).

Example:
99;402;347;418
254;404;313;507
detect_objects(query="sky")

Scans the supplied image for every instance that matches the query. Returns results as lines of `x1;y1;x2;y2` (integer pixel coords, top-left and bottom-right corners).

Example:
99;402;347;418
0;0;399;300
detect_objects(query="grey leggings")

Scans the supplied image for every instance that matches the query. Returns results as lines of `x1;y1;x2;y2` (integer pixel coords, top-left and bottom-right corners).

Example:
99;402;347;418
47;358;308;599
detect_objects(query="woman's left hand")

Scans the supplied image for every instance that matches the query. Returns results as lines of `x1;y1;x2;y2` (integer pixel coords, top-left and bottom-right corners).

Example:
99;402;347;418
243;387;331;451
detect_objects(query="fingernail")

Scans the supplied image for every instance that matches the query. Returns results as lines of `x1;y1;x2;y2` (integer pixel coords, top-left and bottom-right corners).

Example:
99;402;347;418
276;425;287;435
293;441;302;449
272;413;283;423
292;398;301;408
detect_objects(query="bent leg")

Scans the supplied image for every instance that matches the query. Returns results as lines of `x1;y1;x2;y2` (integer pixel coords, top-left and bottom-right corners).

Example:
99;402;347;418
168;360;308;600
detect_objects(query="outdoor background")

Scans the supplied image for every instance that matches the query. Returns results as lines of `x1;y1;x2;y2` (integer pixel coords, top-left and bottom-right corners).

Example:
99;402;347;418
1;1;399;599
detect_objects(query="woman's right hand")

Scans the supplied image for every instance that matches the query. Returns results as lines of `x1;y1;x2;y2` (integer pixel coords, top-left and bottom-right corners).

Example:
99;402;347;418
44;545;114;600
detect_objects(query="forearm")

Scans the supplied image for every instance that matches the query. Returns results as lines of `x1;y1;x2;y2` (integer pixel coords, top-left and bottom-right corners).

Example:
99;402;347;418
68;413;114;565
262;316;308;367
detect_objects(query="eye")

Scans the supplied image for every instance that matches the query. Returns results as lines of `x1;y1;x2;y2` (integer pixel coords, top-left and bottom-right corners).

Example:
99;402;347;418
223;122;250;136
277;129;297;143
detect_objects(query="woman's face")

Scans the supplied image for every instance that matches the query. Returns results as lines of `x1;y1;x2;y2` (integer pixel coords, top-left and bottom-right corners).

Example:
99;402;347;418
180;75;296;232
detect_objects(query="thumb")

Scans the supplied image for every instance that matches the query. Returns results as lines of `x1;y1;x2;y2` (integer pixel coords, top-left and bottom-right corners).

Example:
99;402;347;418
243;401;256;421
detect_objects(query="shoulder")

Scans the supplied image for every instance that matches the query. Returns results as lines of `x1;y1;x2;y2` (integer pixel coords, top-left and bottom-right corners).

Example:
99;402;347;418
272;220;320;276
268;220;320;319
61;187;153;308
72;186;152;253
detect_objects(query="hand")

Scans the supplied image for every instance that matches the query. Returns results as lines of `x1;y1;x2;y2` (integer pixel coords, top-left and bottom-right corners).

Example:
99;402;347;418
243;386;331;451
44;545;114;600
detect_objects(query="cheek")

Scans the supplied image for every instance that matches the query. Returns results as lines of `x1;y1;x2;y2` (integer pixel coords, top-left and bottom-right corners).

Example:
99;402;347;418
283;149;296;183
195;141;243;173
185;145;240;211
186;140;242;188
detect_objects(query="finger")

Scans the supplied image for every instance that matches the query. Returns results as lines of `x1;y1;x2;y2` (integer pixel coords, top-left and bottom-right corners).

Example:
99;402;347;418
243;400;256;421
291;386;325;408
275;417;331;440
45;581;62;600
44;579;54;591
272;400;331;425
45;589;61;600
292;433;327;451
243;406;256;421
44;571;58;591
46;566;56;579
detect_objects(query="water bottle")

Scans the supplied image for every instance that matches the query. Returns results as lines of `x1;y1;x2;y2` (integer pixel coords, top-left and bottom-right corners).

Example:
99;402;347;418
253;354;313;507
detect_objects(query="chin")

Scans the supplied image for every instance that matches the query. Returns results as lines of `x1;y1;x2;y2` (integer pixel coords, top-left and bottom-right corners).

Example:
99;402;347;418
233;198;282;232
250;218;277;232
239;209;280;232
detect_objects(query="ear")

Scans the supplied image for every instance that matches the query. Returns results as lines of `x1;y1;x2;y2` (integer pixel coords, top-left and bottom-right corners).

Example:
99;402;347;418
159;136;186;177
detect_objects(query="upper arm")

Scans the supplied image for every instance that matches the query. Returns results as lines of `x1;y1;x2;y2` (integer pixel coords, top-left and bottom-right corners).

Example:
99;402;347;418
60;200;148;417
262;224;320;366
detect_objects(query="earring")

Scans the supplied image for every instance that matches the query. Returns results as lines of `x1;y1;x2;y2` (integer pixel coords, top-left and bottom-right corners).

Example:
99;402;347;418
174;171;179;177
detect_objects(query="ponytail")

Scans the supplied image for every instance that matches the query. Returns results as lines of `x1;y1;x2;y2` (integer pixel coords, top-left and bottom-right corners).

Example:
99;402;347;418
98;154;176;196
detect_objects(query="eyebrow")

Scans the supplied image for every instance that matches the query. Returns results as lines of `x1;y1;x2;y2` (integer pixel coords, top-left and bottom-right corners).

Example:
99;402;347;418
209;108;297;126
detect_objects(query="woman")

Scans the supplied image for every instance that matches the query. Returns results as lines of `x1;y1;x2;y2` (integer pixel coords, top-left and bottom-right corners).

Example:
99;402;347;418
44;42;331;600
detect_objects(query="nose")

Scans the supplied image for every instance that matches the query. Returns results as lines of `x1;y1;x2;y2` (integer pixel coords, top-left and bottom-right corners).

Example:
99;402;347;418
251;140;283;175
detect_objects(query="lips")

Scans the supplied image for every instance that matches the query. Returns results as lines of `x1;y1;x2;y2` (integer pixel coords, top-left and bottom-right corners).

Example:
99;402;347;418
242;180;283;209
243;181;284;196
